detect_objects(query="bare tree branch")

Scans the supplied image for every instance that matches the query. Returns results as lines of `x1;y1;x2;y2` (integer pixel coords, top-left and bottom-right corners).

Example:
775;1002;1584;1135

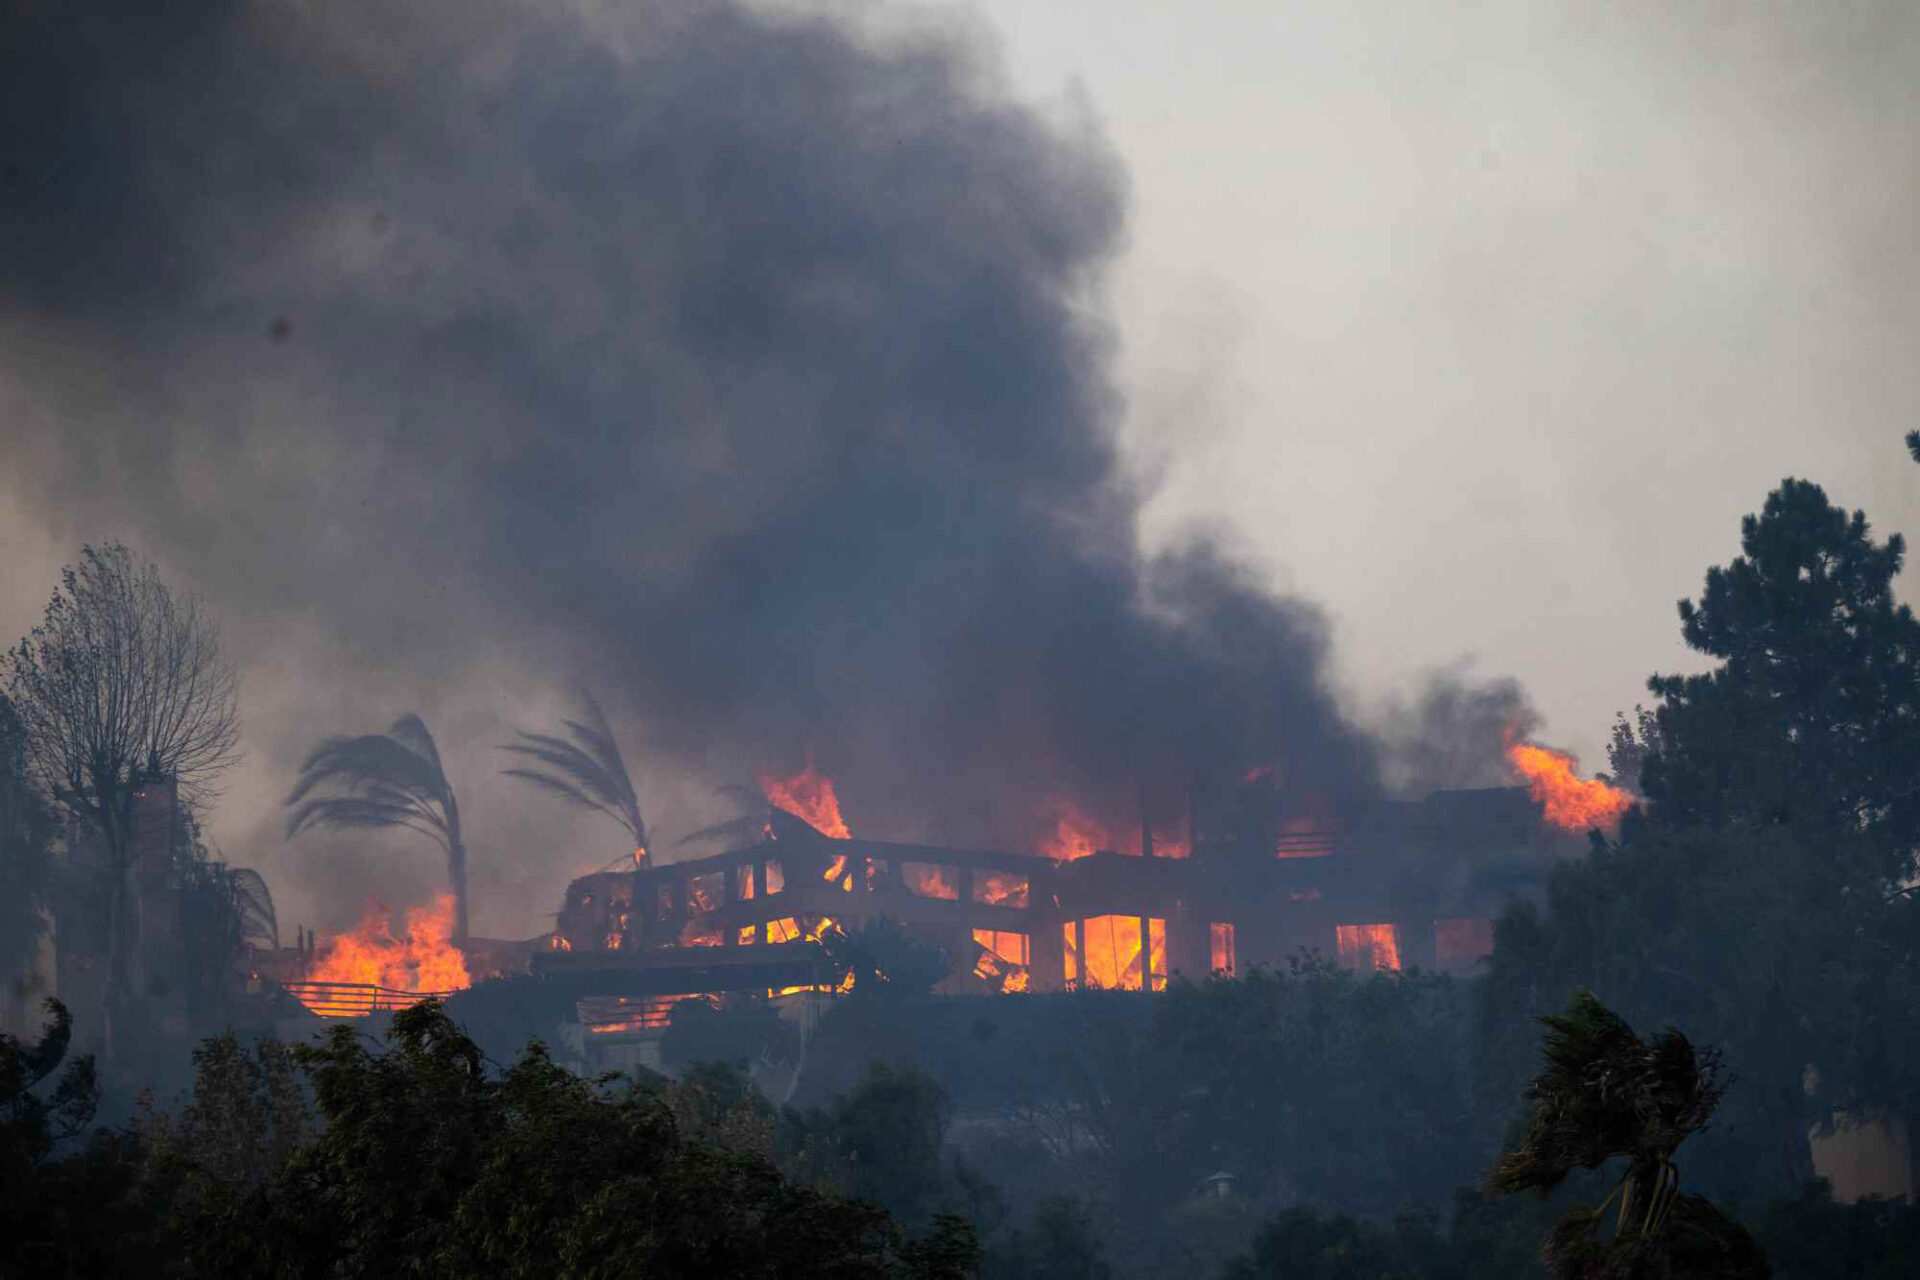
2;544;241;1060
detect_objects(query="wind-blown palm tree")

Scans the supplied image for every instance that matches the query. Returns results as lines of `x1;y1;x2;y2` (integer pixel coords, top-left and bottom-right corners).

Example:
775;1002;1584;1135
285;714;470;942
1489;990;1764;1278
499;692;650;868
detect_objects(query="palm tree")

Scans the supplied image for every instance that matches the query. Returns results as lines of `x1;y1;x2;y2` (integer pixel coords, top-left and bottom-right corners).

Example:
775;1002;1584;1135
498;692;650;868
1489;990;1764;1278
285;714;470;942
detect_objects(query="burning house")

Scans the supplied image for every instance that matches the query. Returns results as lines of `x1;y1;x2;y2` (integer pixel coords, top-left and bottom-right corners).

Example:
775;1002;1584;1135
534;766;1596;1033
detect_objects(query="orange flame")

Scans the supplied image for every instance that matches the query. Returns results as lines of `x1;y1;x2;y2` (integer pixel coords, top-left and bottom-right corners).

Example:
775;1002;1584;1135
1038;802;1105;861
1035;798;1189;860
1064;915;1167;990
972;870;1030;908
300;895;471;1011
902;861;959;899
972;929;1031;993
759;763;851;838
1506;739;1633;832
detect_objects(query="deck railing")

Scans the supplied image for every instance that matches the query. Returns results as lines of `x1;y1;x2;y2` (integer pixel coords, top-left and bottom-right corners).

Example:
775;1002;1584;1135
282;980;456;1019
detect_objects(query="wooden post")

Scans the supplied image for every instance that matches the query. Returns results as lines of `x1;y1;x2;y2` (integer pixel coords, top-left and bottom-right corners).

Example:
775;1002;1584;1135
1139;778;1154;859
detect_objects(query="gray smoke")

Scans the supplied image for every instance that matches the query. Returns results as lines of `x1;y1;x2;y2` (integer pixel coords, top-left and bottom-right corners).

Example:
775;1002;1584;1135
1379;665;1541;798
1;1;1407;933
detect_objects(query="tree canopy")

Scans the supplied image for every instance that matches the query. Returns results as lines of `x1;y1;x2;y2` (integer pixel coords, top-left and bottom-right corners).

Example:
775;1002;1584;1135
4;544;240;832
1634;479;1920;887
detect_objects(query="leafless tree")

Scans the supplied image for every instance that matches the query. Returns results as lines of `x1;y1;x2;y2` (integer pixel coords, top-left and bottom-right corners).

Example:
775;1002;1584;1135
285;714;470;941
3;544;240;1053
499;690;651;869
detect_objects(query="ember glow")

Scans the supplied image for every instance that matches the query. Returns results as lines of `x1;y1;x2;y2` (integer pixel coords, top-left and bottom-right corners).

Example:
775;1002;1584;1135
1335;923;1401;972
1038;801;1105;860
902;861;959;899
1210;922;1237;976
1035;798;1190;860
1505;739;1633;832
299;895;471;1011
759;763;852;838
972;870;1030;908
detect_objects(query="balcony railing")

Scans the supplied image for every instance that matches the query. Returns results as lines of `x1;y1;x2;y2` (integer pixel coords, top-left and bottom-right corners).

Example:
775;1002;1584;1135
282;980;456;1019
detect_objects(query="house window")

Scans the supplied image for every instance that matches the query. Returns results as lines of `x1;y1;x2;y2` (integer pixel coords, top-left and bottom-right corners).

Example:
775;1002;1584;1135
901;862;959;900
1434;917;1494;972
971;929;1031;993
762;859;785;895
1075;915;1166;991
971;871;1030;909
686;872;723;915
1210;922;1236;976
1335;923;1401;972
972;929;1030;967
678;917;723;947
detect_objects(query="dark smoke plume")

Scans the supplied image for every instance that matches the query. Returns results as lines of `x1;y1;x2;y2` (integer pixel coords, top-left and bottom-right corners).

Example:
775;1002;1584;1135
1;1;1387;928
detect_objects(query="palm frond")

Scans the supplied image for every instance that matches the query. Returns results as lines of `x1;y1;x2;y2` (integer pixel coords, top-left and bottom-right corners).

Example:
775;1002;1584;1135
227;867;279;951
287;797;448;847
286;733;449;809
499;767;631;830
387;713;446;778
499;737;630;810
498;690;647;850
284;713;467;939
284;716;456;845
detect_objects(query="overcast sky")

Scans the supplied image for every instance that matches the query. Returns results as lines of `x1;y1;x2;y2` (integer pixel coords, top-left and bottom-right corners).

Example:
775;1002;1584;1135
965;0;1920;764
4;2;1916;939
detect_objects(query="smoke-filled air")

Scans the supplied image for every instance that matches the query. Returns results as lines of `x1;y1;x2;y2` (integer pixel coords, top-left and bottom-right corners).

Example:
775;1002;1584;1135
3;3;1917;1277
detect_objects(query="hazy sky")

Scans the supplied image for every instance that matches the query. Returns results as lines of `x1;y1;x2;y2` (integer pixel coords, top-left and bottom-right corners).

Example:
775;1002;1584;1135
4;2;1916;940
965;0;1920;763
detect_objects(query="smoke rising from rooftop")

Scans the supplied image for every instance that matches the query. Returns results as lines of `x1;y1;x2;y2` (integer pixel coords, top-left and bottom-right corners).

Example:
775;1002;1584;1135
1;1;1496;932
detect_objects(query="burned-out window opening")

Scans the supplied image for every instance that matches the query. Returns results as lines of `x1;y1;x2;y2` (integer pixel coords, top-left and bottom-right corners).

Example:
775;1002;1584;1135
687;871;723;915
1335;923;1401;972
1210;922;1236;976
901;861;959;900
971;870;1029;909
972;928;1031;993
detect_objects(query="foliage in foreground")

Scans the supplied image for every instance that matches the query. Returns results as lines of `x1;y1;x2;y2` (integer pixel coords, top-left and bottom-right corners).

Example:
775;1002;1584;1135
2;998;976;1279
